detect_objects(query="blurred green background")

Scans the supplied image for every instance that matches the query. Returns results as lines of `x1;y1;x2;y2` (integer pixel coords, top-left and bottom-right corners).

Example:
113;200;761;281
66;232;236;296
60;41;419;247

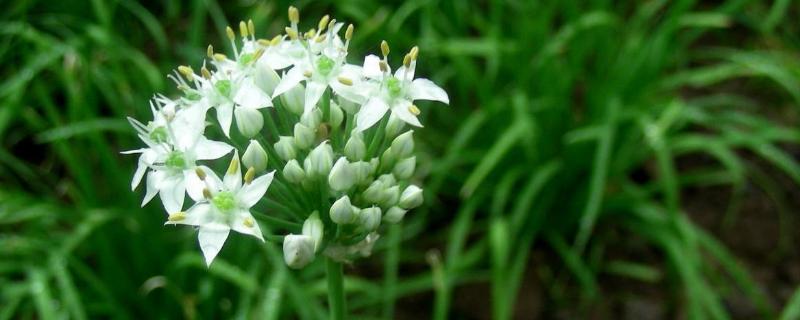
2;0;800;319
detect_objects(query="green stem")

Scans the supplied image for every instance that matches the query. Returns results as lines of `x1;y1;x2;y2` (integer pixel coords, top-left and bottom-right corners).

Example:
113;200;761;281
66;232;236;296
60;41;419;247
326;258;346;320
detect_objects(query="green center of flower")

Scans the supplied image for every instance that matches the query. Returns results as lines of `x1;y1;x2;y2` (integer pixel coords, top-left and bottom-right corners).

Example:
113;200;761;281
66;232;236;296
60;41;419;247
316;56;335;76
239;53;255;65
387;77;402;98
212;191;236;212
149;126;168;143
215;79;232;97
185;90;202;101
165;151;187;169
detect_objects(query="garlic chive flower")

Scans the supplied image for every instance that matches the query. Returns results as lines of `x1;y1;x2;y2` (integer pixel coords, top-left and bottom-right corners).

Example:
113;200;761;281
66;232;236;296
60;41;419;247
124;9;447;268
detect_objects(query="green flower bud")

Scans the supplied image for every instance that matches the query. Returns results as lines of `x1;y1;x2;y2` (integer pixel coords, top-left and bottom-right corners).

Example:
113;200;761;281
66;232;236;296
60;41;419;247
399;185;423;209
352;161;373;185
391;130;414;158
344;132;366;161
358;207;382;232
302;212;324;252
362;180;385;204
377;174;396;186
385;113;405;139
384;206;407;224
281;84;305;115
328;157;355;191
381;185;400;208
329;100;344;128
255;65;281;96
393;157;416;180
369;157;380;175
283;159;305;183
242;140;268;173
381;147;396;168
301;108;323;128
339;99;359;114
294;123;316;149
305;142;333;177
234;107;264;138
274;136;297;160
283;234;315;269
330;196;355;224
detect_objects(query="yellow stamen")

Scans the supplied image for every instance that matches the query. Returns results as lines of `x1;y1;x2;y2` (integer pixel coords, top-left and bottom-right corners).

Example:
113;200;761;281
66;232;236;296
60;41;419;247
243;217;255;228
226;26;235;41
227;157;239;175
257;39;270;46
379;61;388;72
410;46;419;60
177;65;194;79
239;21;248;37
285;27;298;40
244;167;255;184
207;45;214;58
315;34;327;43
303;70;312;78
213;53;228;61
381;40;390;57
195;167;207;180
270;35;282;46
403;54;411;67
318;15;330;33
168;212;186;222
337;76;353;86
202;188;212;199
201;66;212;79
248;19;255;37
345;24;354;41
288;6;300;24
409;104;421;115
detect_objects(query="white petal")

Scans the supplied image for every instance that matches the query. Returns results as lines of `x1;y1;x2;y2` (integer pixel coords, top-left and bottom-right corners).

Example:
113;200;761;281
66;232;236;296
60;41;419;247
159;174;186;214
185;166;217;201
198;225;231;266
238;171;275;208
410;78;449;104
216;102;234;138
142;170;163;206
224;151;242;191
391;99;423;127
194;137;233;160
394;65;415;82
233;79;273;109
230;210;264;241
363;55;385;79
355;97;389;132
273;67;304;98
303;81;327;115
165;203;211;226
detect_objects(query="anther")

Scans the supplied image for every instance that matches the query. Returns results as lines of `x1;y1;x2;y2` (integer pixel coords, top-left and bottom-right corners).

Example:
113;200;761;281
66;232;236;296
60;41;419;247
403;54;411;67
338;76;353;86
168;212;186;222
195;167;207;180
381;40;390;57
239;21;248;37
379;61;388;72
258;39;270;46
303;70;312;78
285;27;298;40
410;46;419;60
207;45;214;58
345;24;354;41
288;6;300;24
248;19;255;37
226;26;235;41
177;66;194;79
270;35;282;46
202;188;213;199
227;157;239;175
213;53;228;61
244;167;255;184
409;104;421;115
318;15;330;33
201;66;211;79
243;217;255;228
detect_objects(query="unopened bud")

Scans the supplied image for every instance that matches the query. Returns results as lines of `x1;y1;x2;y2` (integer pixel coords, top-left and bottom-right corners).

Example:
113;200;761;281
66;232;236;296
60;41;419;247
384;206;407;224
399;185;423;209
242;140;268;173
305;142;333;177
254;65;281;95
293;123;315;149
352;161;373;185
274;136;297;160
300;108;322;128
377;173;397;186
363;180;385;204
283;234;314;269
281;84;305;115
302;212;324;252
359;207;382;231
393;157;416;180
234;107;264;138
344;132;366;161
330;196;355;224
391;130;414;158
381;185;400;207
328;157;355;191
330;100;344;128
385;113;406;138
283;159;305;183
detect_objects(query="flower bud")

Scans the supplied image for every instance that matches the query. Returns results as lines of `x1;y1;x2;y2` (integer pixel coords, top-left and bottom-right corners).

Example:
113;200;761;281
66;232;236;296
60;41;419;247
305;142;333;177
377;173;396;186
352;161;372;185
393;157;416;180
283;234;315;269
329;100;344;128
255;65;281;95
391;130;414;158
339;99;359;114
283;159;305;183
385;113;405;138
381;148;396;169
328;157;355;191
344;132;366;161
358;207;382;231
294;123;315;149
383;206;407;224
369;157;380;175
234;107;264;138
330;196;355;224
399;185;423;209
301;108;322;128
242;140;268;173
302;212;324;252
281;84;305;115
362;180;385;204
274;136;297;160
381;185;400;208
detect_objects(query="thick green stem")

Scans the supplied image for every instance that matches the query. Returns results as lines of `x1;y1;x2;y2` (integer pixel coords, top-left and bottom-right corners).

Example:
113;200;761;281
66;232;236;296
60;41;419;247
326;258;346;320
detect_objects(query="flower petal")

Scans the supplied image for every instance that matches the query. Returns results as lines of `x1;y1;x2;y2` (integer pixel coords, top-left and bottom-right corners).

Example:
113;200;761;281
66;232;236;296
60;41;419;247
198;224;231;266
363;55;385;79
238;171;275;208
391;99;423;127
355;97;389;132
159;174;186;213
233;78;273;109
410;78;449;104
142;170;163;206
216;102;234;138
231;210;264;241
185;166;218;201
165;203;211;226
394;65;415;82
194;137;233;160
273;67;304;98
303;81;327;115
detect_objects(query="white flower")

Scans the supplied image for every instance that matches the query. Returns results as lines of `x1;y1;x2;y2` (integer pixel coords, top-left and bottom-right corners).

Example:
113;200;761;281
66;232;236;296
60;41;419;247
123;101;233;213
170;152;275;266
355;54;449;131
205;71;273;138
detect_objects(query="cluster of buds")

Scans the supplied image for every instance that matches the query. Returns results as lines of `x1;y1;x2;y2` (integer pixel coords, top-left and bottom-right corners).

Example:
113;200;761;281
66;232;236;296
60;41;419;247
124;7;448;268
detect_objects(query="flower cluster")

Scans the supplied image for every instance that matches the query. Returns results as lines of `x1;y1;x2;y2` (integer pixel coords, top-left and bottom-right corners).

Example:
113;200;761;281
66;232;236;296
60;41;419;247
124;7;448;268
